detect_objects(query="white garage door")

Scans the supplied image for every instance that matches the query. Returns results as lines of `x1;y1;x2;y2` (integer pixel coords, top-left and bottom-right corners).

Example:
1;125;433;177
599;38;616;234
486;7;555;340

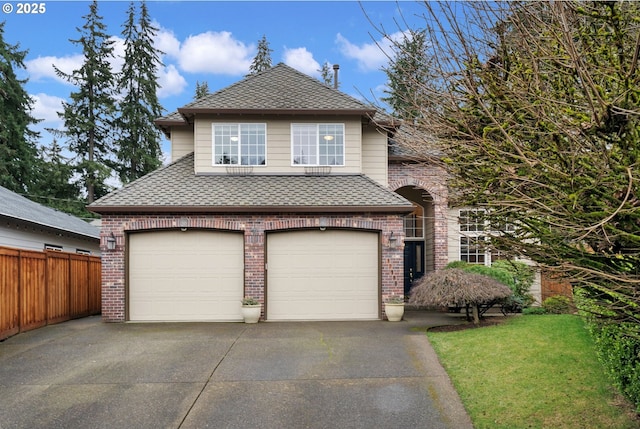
129;230;244;321
267;230;379;321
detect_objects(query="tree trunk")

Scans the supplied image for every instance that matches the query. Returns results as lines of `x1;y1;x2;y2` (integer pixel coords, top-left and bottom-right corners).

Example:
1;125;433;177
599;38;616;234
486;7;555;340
472;304;480;325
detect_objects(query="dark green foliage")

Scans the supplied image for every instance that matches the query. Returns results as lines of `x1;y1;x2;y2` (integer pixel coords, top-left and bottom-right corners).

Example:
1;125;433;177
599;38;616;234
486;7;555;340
586;321;640;412
54;0;117;203
194;81;210;99
247;35;272;76
542;295;574;314
318;62;334;87
0;22;41;194
113;1;163;184
382;29;433;119
522;306;548;315
31;140;91;218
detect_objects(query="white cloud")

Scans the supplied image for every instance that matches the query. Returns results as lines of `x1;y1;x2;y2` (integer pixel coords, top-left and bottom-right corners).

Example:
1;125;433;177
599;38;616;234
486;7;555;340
177;31;252;75
25;54;84;83
283;47;320;76
31;93;65;124
157;64;187;98
26;36;126;84
154;25;181;59
336;31;406;72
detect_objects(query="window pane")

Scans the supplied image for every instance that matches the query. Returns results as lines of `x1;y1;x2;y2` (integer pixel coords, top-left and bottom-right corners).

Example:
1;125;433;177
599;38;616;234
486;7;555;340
214;124;238;165
292;124;317;165
460;236;486;264
214;123;265;166
460;209;485;232
319;124;344;165
240;123;266;165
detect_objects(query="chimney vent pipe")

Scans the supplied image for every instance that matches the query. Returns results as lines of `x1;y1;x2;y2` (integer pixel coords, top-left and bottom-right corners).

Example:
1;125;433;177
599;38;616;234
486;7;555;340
332;64;339;89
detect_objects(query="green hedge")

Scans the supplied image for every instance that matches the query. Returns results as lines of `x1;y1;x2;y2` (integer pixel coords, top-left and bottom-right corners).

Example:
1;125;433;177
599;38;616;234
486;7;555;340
576;288;640;411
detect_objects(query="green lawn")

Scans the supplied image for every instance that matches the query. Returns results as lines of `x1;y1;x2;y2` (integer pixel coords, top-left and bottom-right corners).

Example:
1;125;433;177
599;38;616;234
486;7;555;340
426;315;639;429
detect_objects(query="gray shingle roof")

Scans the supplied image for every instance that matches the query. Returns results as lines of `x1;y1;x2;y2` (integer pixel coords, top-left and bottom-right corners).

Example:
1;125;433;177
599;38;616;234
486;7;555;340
88;153;413;214
0;186;100;239
155;64;397;128
183;63;374;112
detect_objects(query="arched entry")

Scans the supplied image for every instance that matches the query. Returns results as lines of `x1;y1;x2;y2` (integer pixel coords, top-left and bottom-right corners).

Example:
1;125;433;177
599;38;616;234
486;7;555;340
395;186;436;296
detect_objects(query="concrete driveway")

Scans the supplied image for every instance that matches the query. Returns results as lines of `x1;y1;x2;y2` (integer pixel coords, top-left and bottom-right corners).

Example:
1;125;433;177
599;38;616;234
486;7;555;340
0;311;472;429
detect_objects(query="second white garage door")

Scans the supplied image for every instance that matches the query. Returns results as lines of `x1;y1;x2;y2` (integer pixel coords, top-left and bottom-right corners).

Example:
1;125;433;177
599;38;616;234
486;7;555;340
129;230;244;321
266;230;379;321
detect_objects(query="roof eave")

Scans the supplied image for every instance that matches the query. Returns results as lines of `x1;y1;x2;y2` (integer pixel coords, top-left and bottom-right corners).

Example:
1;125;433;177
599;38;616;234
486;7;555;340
88;204;414;215
0;214;99;241
177;107;377;117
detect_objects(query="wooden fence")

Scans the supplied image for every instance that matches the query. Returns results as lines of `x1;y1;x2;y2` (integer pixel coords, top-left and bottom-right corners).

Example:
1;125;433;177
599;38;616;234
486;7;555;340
0;246;101;341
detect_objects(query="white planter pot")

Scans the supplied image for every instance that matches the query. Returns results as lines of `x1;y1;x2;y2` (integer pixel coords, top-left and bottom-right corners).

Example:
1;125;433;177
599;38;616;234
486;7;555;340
384;303;405;322
241;305;261;323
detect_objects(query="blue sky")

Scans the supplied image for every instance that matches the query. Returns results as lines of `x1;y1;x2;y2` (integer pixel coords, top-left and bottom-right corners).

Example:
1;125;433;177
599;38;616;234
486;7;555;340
3;0;427;159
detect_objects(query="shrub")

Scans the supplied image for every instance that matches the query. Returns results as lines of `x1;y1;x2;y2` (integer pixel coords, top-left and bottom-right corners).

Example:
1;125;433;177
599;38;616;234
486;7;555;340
588;321;640;412
522;306;548;315
575;288;640;411
542;295;574;314
445;260;535;311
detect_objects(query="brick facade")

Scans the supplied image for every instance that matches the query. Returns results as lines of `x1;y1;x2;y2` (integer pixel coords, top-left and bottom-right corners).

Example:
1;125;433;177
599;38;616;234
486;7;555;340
100;213;405;322
388;161;450;271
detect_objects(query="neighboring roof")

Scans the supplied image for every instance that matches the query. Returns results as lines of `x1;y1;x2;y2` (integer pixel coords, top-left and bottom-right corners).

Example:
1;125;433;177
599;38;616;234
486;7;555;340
0;186;100;240
88;153;414;214
155;63;394;129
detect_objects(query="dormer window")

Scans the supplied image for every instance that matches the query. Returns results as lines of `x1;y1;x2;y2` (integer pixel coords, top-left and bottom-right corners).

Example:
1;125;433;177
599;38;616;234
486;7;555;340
291;123;344;166
213;123;266;165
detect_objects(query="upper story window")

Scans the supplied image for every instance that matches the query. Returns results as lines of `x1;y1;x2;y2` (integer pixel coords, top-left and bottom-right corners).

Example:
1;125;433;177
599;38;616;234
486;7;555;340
213;123;266;166
459;209;486;232
292;123;344;166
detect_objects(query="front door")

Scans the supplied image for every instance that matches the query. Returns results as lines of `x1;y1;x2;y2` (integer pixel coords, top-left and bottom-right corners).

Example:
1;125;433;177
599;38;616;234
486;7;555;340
403;241;425;296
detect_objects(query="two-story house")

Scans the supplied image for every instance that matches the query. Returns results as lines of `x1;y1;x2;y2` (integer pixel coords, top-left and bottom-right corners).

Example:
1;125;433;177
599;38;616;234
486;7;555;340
89;63;456;322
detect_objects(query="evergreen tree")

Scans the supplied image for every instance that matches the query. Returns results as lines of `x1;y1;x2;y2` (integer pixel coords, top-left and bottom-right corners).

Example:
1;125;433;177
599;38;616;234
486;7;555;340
381;29;432;119
34;140;87;217
114;1;164;184
54;0;117;203
0;22;41;193
194;80;210;99
247;35;272;76
318;61;334;87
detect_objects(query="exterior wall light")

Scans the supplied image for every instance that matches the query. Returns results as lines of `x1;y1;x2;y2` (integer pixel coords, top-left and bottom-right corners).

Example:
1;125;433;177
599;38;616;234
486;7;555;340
388;231;398;248
106;232;116;251
319;217;327;231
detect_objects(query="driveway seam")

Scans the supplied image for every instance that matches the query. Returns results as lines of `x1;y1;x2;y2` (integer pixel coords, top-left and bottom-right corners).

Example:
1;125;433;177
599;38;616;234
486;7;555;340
176;325;248;428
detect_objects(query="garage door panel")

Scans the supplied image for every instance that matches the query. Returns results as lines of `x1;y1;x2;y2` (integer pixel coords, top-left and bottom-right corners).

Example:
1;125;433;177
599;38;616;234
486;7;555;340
129;230;243;322
267;230;379;321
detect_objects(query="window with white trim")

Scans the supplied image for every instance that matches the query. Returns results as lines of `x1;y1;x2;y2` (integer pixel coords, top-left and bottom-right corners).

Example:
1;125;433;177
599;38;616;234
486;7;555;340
291;123;344;166
460;236;487;264
213;123;266;165
459;209;485;232
459;209;489;264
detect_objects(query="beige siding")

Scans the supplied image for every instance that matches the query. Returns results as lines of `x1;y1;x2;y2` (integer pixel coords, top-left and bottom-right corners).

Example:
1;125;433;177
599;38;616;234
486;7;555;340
192;115;364;174
361;127;388;186
447;207;463;263
170;127;195;162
